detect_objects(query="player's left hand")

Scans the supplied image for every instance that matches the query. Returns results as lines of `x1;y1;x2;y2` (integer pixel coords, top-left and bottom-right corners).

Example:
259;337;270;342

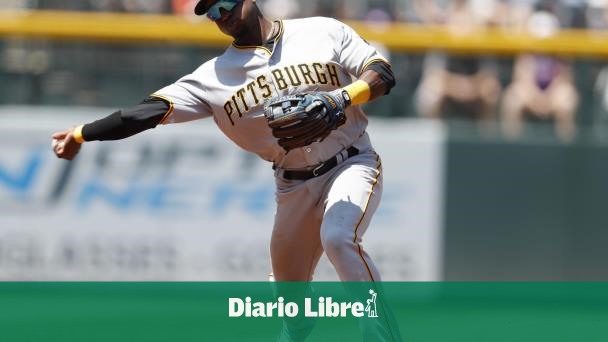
51;127;82;160
310;89;351;118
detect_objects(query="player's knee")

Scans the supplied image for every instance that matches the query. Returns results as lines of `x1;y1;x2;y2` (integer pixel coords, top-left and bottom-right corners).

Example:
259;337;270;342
320;229;354;257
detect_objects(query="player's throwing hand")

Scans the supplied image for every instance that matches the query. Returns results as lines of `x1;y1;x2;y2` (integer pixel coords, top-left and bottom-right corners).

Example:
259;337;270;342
51;126;83;160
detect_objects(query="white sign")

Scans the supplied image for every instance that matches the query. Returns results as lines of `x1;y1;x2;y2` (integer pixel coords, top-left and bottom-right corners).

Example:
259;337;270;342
0;106;445;280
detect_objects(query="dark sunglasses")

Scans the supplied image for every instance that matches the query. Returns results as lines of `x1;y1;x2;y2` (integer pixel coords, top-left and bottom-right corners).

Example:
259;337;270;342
195;0;242;21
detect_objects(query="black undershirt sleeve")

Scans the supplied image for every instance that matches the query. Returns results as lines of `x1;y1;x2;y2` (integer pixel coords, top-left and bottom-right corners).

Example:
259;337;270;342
81;96;171;141
366;61;396;95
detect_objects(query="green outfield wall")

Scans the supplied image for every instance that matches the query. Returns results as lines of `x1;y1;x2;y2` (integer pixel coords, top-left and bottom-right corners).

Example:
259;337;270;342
443;126;608;281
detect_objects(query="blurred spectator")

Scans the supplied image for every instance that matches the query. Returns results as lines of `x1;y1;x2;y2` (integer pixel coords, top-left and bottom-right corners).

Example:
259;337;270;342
171;0;197;16
36;0;88;10
0;0;30;9
311;0;368;20
470;0;506;26
363;7;392;23
260;0;301;19
502;0;535;31
501;1;579;141
415;0;501;123
595;67;608;124
411;0;446;23
558;0;588;28
589;0;608;124
122;0;170;13
586;0;608;29
88;0;128;12
88;0;170;13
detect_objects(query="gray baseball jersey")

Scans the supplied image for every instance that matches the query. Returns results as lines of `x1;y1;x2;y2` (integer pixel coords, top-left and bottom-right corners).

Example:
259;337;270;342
154;17;388;169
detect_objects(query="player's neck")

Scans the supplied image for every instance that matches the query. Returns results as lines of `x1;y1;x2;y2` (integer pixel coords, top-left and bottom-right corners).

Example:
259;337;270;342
234;15;274;46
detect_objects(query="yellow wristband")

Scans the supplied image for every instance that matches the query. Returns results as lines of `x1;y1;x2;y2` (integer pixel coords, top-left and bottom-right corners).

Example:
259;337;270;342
72;124;85;144
343;80;371;106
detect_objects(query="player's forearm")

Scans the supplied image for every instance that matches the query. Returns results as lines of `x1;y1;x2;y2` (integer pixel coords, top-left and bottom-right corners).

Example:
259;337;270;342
342;62;396;107
360;61;396;99
77;96;171;142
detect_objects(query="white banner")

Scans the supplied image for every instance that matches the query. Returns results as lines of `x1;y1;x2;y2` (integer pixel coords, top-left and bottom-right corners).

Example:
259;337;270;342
0;106;445;280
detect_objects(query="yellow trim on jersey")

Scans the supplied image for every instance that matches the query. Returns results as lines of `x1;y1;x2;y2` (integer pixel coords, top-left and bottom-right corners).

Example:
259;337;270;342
275;19;285;41
344;80;371;106
72;124;85;143
150;93;175;125
231;20;284;55
353;153;382;282
361;58;391;75
232;44;272;55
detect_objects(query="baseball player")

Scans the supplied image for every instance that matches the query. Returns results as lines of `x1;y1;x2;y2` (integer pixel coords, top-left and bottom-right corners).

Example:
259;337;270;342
52;0;401;340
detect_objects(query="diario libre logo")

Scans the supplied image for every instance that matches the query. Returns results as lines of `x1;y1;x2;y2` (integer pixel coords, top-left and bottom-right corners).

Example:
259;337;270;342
229;289;379;318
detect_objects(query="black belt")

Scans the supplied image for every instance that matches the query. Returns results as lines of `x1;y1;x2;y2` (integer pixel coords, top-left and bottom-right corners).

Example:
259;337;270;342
277;146;359;180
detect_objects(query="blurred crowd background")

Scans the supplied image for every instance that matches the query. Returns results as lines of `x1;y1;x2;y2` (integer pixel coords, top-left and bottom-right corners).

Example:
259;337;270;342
1;0;608;142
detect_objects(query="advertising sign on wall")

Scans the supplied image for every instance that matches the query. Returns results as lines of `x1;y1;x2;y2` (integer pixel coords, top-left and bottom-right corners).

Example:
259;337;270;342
0;107;445;280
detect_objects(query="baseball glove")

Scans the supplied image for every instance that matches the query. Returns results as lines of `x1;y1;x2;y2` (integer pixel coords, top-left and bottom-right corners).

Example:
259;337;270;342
264;92;348;152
